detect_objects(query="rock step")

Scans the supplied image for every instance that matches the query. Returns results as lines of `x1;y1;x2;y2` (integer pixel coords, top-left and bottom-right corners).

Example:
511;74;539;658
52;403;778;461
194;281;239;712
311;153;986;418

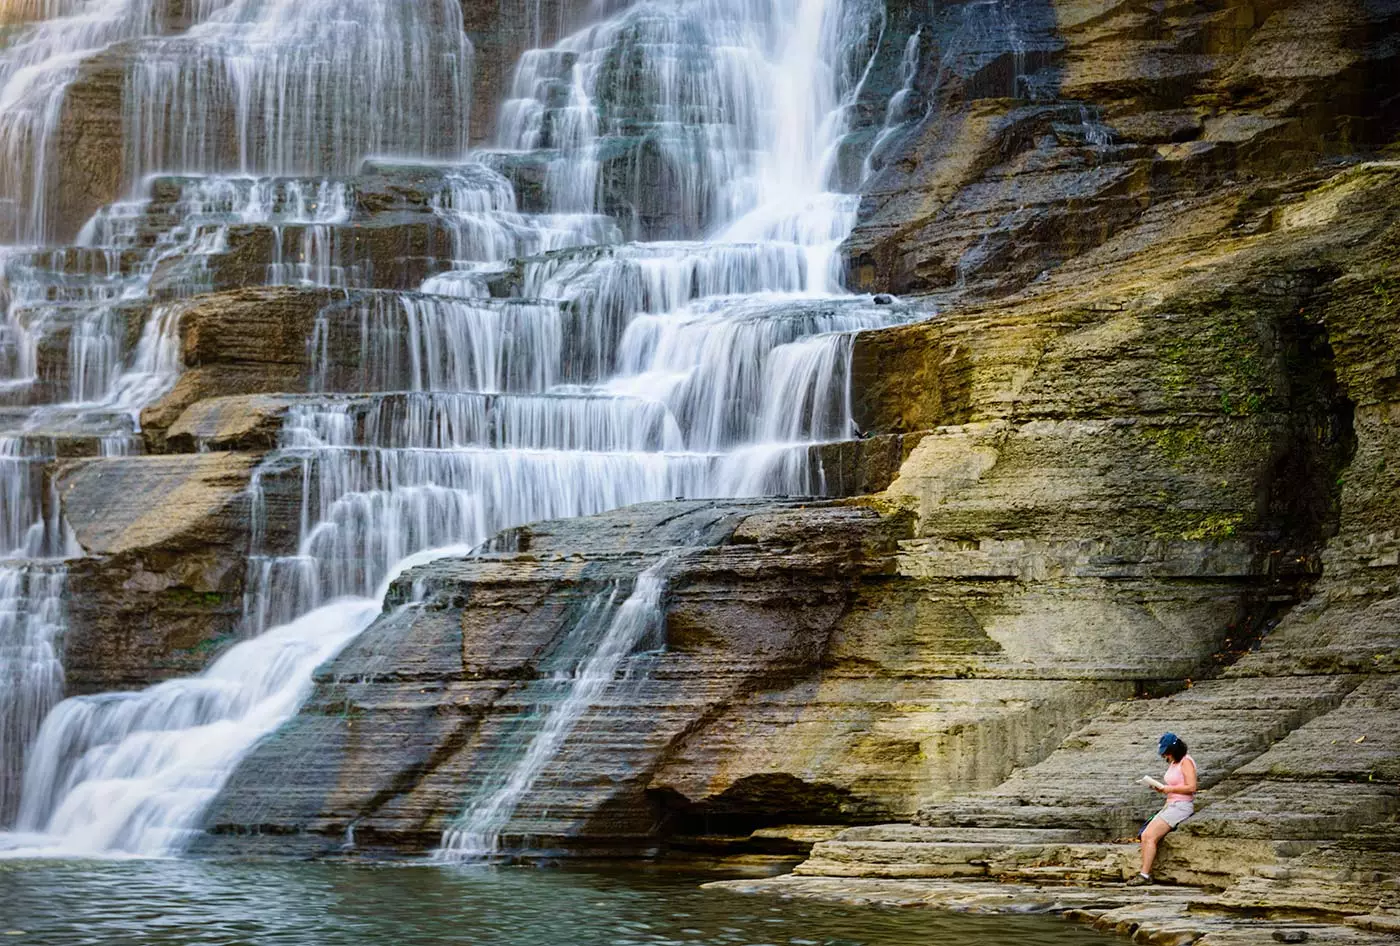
796;835;1135;881
916;675;1365;838
795;832;1331;887
839;824;1106;844
712;875;1400;946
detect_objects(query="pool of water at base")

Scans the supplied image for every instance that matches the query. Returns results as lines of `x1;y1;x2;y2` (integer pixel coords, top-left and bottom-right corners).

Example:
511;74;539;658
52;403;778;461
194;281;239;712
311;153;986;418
0;860;1119;946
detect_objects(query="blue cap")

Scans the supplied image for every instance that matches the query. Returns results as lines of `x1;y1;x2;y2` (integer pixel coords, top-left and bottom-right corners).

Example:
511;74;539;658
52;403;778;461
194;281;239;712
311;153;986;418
1158;732;1179;755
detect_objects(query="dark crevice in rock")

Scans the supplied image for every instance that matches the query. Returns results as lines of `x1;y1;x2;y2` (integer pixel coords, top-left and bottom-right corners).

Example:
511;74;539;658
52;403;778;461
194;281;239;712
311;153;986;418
1269;300;1357;555
650;774;892;841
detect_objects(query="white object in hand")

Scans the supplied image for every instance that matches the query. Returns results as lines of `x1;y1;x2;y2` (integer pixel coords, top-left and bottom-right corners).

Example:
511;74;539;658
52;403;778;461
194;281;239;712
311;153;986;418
1137;775;1166;790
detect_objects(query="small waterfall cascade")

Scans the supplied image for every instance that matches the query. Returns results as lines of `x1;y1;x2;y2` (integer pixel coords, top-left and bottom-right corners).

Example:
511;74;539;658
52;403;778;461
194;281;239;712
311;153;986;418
0;0;930;857
0;0;472;244
0;429;78;824
437;557;673;860
4;581;394;857
863;26;927;180
0;562;66;824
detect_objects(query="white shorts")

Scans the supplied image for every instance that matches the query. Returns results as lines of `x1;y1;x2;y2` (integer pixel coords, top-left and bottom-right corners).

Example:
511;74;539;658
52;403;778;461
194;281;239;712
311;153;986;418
1154;800;1195;829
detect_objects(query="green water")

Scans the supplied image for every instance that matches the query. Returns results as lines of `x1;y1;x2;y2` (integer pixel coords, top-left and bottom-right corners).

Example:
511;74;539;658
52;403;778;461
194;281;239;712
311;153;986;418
0;861;1115;946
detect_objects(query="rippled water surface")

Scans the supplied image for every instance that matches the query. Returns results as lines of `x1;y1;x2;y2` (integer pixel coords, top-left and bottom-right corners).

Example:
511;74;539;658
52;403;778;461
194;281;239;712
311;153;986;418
0;862;1114;946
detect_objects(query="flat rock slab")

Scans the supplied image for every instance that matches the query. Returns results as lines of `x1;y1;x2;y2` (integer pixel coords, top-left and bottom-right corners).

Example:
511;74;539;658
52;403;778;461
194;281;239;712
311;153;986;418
705;876;1400;946
56;452;260;555
915;675;1362;838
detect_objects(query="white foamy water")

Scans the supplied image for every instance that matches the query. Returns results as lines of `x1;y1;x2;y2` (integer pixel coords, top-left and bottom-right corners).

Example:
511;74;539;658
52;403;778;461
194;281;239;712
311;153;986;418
0;0;471;244
0;543;468;858
0;563;66;824
2;598;381;857
0;0;924;857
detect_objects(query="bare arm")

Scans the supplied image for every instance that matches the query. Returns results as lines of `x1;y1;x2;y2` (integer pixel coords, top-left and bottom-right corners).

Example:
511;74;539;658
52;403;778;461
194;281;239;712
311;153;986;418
1177;756;1198;795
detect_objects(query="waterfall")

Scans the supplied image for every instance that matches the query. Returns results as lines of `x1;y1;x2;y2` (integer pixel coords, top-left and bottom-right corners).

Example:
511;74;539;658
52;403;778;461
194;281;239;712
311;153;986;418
863;26;926;181
0;0;476;846
437;558;673;860
122;1;472;183
0;0;161;244
0;0;472;244
0;432;75;825
0;564;66;824
0;0;924;857
3;595;385;857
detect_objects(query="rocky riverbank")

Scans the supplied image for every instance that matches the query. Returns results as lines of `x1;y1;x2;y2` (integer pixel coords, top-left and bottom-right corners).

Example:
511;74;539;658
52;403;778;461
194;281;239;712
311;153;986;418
708;874;1400;946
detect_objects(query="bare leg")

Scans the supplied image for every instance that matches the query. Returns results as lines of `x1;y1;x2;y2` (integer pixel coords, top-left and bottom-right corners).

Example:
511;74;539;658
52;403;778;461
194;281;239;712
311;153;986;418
1140;816;1172;876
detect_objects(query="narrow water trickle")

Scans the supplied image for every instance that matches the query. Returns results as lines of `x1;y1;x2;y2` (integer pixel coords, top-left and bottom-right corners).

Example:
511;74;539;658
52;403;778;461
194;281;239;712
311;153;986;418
437;557;674;861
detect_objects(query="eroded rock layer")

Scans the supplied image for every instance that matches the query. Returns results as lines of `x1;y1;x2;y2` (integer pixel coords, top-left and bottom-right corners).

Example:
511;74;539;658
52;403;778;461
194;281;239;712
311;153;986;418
196;496;1146;856
745;156;1400;928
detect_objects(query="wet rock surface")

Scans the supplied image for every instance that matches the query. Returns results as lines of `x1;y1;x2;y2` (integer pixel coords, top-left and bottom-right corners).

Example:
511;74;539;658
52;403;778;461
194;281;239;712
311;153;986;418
53;451;295;692
197;499;920;854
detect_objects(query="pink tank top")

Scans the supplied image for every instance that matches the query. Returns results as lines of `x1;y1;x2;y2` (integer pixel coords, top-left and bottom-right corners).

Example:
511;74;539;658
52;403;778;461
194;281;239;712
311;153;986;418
1165;755;1196;804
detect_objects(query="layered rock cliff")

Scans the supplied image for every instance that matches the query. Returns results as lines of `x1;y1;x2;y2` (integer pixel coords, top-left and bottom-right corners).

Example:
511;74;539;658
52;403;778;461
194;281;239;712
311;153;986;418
196;155;1400;875
750;162;1400;909
711;0;1400;934
0;0;1396;921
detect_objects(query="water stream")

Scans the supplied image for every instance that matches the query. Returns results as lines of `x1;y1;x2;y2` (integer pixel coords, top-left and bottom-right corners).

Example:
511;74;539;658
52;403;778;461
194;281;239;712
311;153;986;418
438;558;674;859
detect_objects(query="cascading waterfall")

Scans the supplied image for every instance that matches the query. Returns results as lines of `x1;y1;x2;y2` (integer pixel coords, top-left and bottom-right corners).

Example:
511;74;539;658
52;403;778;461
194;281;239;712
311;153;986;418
0;0;161;244
0;433;76;824
0;0;476;845
423;165;620;277
123;2;472;182
0;0;924;857
0;177;396;841
3;556;452;858
428;0;899;859
0;563;66;824
0;0;472;244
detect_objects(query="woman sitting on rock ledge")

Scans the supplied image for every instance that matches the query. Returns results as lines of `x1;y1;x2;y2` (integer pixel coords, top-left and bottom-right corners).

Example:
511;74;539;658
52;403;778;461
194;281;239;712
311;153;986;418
1128;732;1198;886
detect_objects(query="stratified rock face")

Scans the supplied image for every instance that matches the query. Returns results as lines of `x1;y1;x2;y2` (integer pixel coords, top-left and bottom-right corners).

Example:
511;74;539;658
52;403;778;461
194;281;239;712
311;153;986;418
198;498;1153;856
848;0;1400;298
781;164;1400;918
54;450;301;692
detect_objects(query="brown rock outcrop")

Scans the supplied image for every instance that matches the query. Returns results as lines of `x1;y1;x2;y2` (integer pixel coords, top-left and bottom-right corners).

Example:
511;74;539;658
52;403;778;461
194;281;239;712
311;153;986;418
197;499;1149;856
848;0;1400;297
137;287;343;447
55;451;301;692
735;162;1400;926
